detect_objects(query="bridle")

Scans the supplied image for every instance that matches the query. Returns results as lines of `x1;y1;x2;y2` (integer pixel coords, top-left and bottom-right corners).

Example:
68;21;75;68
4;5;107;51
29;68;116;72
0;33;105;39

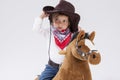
75;33;98;60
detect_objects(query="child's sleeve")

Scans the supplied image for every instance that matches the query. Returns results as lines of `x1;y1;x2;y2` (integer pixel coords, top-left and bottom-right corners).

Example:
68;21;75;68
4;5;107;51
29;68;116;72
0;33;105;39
32;17;50;37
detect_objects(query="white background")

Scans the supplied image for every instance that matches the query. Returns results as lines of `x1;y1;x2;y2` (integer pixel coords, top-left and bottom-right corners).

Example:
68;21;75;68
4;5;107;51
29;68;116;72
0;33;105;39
0;0;120;80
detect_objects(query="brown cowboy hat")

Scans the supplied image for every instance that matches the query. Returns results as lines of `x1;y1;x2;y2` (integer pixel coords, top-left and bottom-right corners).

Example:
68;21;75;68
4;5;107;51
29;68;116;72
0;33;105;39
43;0;80;33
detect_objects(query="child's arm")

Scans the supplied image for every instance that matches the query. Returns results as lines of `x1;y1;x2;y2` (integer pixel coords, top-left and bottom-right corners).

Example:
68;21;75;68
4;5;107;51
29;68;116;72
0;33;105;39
32;16;43;32
32;12;50;37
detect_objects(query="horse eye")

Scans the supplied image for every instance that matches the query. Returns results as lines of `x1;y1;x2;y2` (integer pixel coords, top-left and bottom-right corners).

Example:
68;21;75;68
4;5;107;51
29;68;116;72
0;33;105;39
78;46;82;48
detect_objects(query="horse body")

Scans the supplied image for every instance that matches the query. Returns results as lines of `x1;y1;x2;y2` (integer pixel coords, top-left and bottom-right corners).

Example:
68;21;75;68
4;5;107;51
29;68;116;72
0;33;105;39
53;39;92;80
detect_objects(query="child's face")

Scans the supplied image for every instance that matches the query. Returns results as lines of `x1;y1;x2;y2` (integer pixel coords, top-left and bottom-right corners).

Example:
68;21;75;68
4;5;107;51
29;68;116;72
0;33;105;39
52;14;69;31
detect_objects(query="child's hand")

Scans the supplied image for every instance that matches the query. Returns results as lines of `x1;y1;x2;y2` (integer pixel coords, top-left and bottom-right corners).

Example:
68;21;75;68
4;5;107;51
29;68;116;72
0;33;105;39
40;11;49;19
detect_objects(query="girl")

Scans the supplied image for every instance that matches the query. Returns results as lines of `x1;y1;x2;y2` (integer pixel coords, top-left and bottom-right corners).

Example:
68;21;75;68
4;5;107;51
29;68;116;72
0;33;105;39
33;0;80;80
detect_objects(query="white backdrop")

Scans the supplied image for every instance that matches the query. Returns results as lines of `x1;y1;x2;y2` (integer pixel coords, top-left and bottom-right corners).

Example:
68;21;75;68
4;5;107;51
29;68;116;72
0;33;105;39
0;0;120;80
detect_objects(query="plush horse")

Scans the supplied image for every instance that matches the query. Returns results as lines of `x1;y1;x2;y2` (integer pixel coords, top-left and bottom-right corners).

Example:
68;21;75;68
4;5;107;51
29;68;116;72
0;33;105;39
52;30;101;80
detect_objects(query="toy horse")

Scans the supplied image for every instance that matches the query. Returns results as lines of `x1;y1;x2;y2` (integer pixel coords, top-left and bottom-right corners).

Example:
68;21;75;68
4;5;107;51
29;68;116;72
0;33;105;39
52;30;101;80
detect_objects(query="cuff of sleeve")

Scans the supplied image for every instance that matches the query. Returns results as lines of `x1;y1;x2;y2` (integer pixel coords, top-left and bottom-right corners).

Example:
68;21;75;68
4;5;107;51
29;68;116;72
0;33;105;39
34;17;43;25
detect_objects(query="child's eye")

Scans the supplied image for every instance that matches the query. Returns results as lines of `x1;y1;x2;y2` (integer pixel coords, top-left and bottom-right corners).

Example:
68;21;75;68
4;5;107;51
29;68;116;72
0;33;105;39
63;20;67;23
55;18;58;21
63;20;66;22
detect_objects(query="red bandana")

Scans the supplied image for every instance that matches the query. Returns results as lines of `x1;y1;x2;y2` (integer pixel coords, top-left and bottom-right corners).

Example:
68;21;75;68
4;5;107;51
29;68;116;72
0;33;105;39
54;33;71;49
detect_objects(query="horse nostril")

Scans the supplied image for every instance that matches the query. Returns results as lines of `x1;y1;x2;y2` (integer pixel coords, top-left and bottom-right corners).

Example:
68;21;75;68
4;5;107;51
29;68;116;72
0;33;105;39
93;54;96;58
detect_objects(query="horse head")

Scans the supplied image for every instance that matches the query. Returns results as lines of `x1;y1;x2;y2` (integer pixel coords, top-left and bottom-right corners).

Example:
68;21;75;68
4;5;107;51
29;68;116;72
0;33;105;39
59;30;101;65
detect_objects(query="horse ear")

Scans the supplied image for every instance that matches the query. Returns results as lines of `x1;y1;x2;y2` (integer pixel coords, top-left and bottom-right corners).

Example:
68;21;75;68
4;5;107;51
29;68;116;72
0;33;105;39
89;31;95;41
77;30;85;40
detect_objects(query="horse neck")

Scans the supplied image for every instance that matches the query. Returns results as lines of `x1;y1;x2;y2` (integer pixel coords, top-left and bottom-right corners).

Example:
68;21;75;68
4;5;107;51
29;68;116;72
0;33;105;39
63;51;89;70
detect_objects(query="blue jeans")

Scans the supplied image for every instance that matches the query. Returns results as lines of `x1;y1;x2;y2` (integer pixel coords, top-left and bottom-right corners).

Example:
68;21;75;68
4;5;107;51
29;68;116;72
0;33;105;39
39;64;59;80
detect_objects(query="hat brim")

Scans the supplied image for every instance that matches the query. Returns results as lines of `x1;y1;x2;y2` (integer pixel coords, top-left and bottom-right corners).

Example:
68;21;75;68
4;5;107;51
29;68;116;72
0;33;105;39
43;6;80;22
46;9;80;19
43;6;54;13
